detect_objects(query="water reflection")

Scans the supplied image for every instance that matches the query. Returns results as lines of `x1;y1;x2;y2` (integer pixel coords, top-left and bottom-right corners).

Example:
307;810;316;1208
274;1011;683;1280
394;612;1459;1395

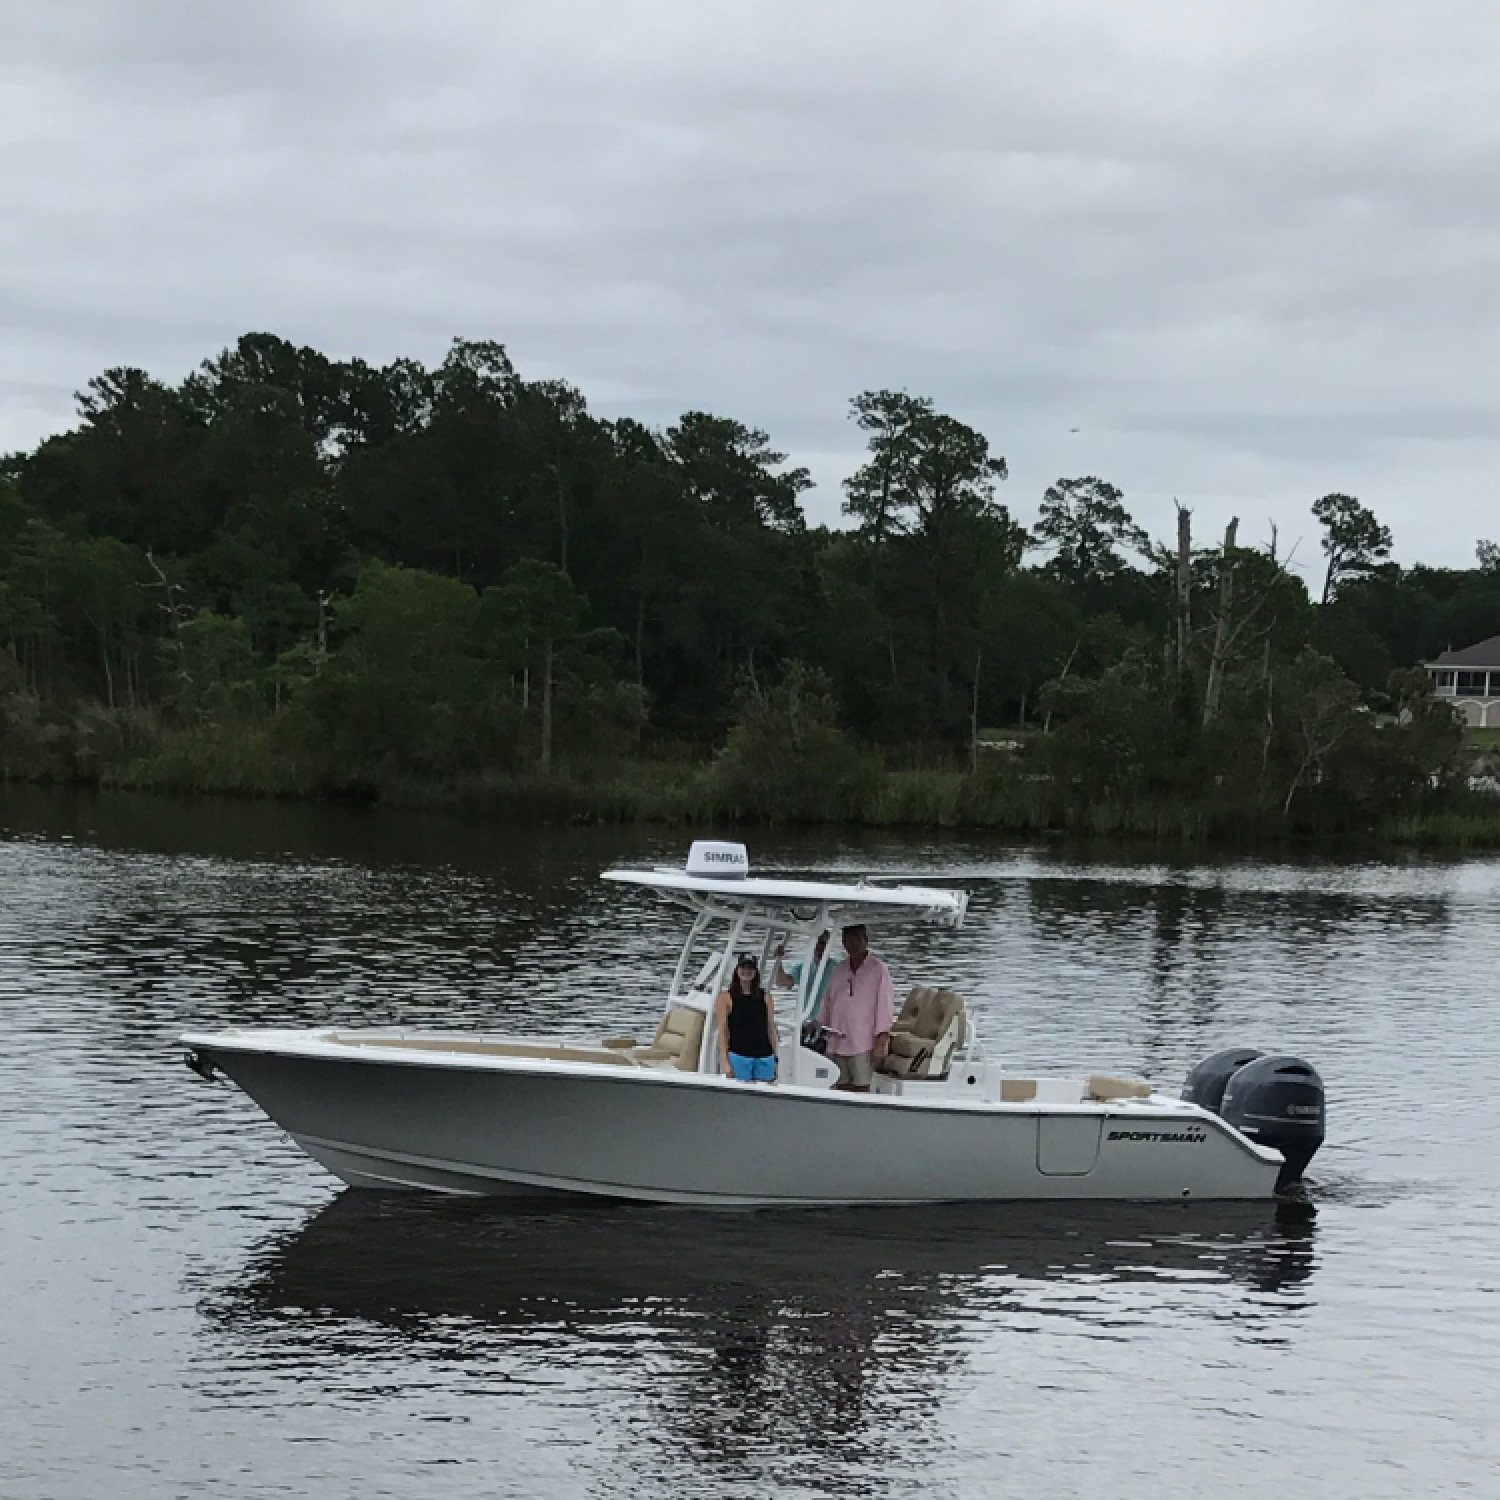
212;1195;1321;1332
10;792;1500;1499
198;1194;1317;1487
1022;868;1451;954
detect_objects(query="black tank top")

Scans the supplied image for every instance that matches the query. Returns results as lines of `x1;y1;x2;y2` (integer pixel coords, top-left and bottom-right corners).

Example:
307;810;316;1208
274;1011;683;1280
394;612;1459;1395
725;984;774;1058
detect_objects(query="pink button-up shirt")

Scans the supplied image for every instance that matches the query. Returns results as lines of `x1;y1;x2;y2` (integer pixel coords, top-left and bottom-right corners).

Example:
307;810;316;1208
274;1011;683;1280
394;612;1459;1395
817;955;894;1057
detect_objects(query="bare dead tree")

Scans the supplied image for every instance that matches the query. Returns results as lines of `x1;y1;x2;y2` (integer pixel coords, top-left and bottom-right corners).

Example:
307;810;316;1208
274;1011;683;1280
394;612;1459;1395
1258;638;1275;797
1281;669;1359;816
1202;518;1239;727
1041;639;1081;734
1199;523;1303;730
970;648;982;771
143;550;189;634
316;588;333;658
539;634;554;774
144;549;193;702
1174;502;1192;685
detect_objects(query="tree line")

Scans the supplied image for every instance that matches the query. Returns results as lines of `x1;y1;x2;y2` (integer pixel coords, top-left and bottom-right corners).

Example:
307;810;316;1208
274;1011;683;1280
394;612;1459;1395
2;331;1497;836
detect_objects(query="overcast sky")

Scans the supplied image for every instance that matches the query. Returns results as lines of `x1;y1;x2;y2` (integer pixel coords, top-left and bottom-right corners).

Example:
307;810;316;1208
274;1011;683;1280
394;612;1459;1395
5;1;1498;578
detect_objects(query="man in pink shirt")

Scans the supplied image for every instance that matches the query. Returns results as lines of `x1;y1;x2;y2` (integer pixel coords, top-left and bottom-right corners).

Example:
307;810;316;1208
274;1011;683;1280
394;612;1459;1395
816;924;894;1092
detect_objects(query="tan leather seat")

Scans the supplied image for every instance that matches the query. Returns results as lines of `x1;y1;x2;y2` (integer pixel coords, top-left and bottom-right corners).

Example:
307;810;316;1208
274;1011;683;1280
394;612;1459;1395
1086;1073;1152;1101
881;986;967;1078
634;1005;707;1071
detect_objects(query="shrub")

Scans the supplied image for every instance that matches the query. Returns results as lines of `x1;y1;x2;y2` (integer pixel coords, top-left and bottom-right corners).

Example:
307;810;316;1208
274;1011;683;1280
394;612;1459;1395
712;662;883;822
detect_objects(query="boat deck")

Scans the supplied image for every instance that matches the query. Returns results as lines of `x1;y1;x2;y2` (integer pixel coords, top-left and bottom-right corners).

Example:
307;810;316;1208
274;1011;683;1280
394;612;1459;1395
327;1033;642;1066
321;1030;1160;1107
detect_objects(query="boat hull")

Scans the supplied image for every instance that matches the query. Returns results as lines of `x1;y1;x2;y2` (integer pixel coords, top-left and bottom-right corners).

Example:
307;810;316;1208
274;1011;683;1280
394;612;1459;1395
187;1036;1283;1204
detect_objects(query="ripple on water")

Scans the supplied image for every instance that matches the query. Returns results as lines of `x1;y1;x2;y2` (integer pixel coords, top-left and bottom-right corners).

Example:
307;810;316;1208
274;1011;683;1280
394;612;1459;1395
2;801;1500;1498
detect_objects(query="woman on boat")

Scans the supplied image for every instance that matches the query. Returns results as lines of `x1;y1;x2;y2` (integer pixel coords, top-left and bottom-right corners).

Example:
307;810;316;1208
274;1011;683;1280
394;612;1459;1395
715;953;779;1083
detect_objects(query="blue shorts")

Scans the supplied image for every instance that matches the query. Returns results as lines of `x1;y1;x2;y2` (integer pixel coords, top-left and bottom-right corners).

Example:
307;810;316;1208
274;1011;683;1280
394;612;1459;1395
728;1052;776;1082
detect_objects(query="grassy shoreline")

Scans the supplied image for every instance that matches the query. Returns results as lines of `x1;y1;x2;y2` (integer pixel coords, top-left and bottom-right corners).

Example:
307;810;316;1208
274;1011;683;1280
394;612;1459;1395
7;710;1500;848
6;752;1494;851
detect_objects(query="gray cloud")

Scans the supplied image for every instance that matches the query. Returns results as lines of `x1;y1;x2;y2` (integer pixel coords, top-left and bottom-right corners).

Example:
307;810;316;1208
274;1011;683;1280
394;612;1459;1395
4;0;1499;572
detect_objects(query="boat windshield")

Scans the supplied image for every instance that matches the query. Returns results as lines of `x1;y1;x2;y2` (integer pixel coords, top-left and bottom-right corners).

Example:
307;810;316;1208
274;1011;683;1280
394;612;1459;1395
663;912;858;1022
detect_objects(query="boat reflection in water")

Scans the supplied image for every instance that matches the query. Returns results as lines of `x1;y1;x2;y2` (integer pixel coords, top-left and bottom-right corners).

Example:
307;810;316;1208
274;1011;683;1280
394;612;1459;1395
201;1195;1318;1487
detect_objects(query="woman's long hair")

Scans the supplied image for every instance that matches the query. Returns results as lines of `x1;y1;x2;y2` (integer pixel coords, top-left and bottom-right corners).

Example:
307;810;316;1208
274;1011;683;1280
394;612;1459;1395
729;962;765;1003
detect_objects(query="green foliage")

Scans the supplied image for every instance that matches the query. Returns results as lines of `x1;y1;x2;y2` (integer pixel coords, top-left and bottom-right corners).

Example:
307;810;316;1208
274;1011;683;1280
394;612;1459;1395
161;610;257;722
1382;801;1500;849
712;662;883;821
1312;492;1393;604
1037;652;1170;806
112;716;308;797
843;390;1012;543
665;413;810;534
273;561;491;787
832;393;1029;745
1;332;1490;843
1034;476;1148;585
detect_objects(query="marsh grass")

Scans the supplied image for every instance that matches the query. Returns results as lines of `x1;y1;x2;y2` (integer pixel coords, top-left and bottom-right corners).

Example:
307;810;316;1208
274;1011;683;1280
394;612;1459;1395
1381;805;1500;849
16;706;1500;849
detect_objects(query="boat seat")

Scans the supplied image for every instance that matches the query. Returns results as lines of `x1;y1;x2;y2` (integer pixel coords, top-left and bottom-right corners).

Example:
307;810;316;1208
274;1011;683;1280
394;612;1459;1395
633;1005;706;1071
881;986;967;1079
1086;1073;1152;1101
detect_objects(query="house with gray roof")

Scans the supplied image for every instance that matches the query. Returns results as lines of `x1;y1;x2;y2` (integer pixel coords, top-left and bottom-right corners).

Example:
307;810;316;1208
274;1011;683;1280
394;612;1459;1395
1425;635;1500;726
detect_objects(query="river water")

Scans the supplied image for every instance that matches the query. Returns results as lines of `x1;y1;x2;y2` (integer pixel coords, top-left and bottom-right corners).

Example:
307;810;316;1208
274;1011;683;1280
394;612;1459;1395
1;788;1496;1499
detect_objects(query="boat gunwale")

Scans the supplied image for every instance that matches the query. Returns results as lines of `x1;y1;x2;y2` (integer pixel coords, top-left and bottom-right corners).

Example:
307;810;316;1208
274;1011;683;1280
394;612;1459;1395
179;1027;1280;1162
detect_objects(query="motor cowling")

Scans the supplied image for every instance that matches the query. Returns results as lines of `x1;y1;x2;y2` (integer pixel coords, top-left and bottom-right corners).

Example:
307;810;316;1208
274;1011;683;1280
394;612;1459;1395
1181;1047;1266;1115
1219;1055;1325;1191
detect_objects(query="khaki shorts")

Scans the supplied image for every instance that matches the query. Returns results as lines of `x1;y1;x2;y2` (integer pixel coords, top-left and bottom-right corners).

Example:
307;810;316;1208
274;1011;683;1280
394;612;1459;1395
833;1051;874;1089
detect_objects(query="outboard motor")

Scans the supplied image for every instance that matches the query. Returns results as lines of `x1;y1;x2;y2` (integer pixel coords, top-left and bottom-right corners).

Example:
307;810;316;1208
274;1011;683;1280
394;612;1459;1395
1219;1055;1326;1191
1182;1047;1265;1115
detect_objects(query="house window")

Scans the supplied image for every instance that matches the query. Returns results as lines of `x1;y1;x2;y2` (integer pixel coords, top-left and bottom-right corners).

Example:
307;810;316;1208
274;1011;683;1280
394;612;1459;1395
1432;670;1455;691
1455;670;1488;697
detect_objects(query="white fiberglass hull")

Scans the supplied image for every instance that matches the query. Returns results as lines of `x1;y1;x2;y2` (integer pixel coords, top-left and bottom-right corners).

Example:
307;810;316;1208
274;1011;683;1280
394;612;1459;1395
184;1030;1285;1204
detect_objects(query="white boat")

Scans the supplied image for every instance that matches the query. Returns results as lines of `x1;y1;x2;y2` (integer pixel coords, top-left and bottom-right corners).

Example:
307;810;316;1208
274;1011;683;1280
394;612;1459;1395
182;842;1325;1205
